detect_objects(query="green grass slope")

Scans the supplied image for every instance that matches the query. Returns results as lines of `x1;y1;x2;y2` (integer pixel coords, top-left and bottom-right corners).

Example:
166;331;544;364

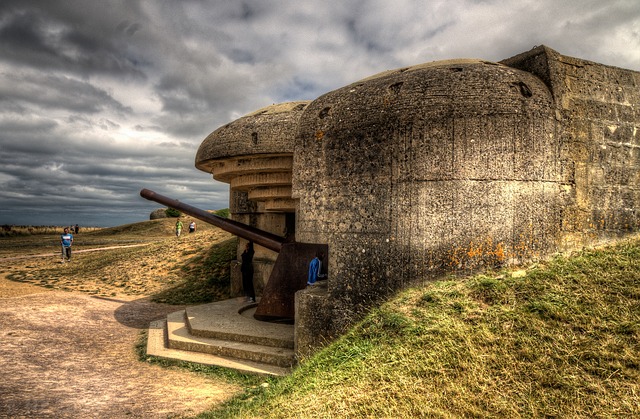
206;238;640;418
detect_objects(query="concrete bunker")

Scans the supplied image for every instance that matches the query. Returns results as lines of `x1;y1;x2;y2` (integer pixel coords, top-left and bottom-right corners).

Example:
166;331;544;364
170;45;639;360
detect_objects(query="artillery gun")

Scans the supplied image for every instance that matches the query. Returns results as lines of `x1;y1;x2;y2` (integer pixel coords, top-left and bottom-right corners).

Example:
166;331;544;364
140;189;327;323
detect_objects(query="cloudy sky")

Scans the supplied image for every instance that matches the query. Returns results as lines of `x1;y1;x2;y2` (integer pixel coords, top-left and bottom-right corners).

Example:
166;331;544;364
1;0;638;227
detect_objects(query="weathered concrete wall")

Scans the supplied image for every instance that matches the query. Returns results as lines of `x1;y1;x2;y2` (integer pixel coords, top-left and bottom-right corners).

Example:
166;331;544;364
293;47;640;356
293;59;563;353
502;46;640;248
225;188;275;297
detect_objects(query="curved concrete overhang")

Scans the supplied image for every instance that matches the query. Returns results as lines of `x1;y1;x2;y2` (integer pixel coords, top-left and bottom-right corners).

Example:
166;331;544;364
294;59;555;203
196;101;310;212
296;59;553;141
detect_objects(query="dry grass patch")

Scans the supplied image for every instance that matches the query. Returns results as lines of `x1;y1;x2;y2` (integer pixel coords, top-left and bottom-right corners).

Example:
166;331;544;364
0;219;236;302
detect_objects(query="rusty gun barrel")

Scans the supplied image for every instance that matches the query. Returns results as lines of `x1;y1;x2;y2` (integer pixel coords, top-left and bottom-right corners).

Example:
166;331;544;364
140;188;284;252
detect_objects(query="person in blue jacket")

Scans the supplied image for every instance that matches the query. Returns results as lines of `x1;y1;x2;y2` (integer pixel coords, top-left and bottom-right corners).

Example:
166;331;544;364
307;251;327;286
60;227;73;263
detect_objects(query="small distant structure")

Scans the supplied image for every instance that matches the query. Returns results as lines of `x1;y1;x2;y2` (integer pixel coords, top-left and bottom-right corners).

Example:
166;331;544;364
193;45;640;357
149;208;168;220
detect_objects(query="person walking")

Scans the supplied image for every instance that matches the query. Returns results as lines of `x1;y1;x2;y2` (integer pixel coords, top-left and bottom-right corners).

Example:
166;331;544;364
60;227;73;263
241;241;256;303
175;218;183;237
188;220;196;233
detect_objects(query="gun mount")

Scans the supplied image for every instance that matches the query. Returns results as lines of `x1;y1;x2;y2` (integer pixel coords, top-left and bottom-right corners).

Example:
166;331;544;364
140;189;327;323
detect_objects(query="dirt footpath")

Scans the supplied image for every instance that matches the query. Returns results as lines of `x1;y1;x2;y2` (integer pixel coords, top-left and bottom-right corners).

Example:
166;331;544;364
0;275;240;418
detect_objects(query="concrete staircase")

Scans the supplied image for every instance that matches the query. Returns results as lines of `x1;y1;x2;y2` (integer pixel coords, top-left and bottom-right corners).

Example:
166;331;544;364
146;298;295;376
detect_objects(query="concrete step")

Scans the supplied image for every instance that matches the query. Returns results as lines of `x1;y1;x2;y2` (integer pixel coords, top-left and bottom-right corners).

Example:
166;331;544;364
146;320;291;376
145;298;296;376
184;300;294;349
167;310;295;368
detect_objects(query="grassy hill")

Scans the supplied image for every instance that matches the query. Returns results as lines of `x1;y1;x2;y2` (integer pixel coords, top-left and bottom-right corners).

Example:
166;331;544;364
205;238;639;418
2;221;638;417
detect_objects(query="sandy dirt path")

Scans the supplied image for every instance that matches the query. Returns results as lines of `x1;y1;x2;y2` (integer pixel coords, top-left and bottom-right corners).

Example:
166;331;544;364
0;244;151;262
0;275;239;418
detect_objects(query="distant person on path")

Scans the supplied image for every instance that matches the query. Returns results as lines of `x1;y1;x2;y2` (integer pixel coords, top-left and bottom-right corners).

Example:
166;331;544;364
175;219;183;237
60;227;73;263
188;221;196;234
241;241;256;303
74;224;79;234
307;251;327;286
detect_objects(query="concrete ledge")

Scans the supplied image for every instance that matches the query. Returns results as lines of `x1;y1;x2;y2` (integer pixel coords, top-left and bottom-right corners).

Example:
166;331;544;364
185;299;294;349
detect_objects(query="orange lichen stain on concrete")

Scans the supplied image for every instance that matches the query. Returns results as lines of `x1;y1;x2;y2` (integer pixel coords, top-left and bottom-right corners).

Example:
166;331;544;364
446;234;546;270
447;246;464;269
446;237;508;269
493;241;506;261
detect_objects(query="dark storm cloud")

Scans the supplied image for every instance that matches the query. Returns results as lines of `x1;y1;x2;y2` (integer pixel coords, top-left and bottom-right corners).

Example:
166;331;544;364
0;1;147;79
0;0;638;226
1;71;130;114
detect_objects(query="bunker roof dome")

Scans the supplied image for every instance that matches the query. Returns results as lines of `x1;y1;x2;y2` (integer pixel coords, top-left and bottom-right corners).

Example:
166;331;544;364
196;101;310;174
296;59;553;141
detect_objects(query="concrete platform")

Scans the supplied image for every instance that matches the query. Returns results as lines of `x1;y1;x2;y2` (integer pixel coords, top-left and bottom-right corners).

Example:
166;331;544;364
146;297;295;376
